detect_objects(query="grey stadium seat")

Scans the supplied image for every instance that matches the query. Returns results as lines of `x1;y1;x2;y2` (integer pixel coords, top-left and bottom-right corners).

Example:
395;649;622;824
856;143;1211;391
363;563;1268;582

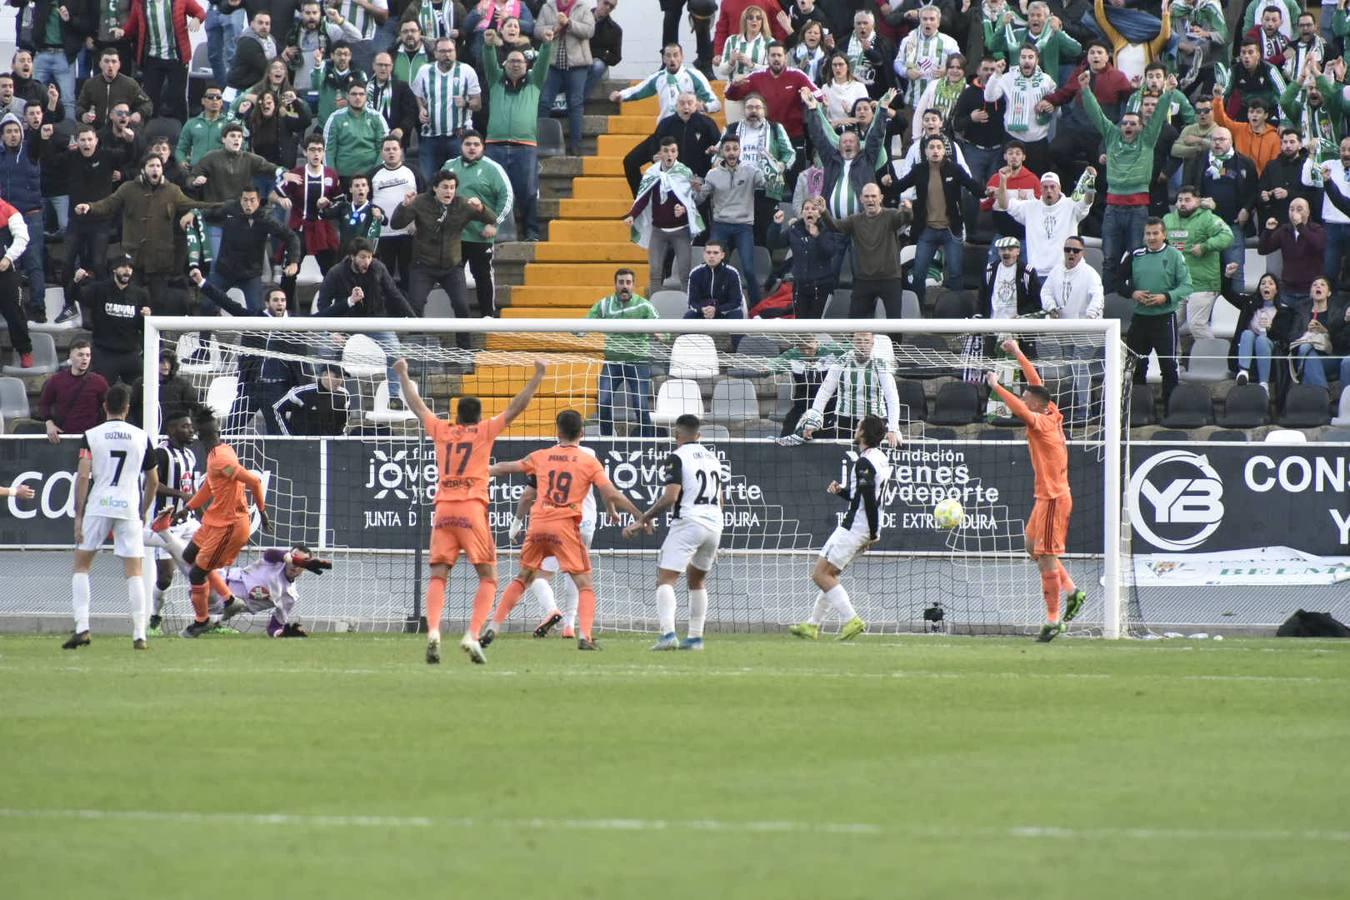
650;290;689;319
536;118;565;158
895;378;927;422
708;377;760;423
1130;384;1156;426
1216;383;1270;429
0;376;31;420
1320;426;1350;442
927;381;981;425
2;332;58;376
727;333;779;377
1160;383;1213;428
1278;384;1330;428
1179;338;1232;383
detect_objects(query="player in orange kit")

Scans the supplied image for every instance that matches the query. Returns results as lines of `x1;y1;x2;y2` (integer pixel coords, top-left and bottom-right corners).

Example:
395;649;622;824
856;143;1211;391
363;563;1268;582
393;357;547;665
486;409;647;651
985;339;1087;642
179;406;270;638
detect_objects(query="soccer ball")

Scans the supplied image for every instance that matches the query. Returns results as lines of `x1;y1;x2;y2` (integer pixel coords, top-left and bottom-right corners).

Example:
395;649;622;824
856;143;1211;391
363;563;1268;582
933;498;964;530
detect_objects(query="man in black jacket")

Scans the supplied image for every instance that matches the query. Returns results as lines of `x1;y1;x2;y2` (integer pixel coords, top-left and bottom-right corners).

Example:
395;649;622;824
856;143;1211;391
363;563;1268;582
893;135;987;307
978;236;1041;319
71;255;151;385
952;56;1008;232
316;237;417;405
803;87;889;219
683;240;744;321
622;91;719;195
199;186;301;313
190;267;310;433
844;9;894;100
227;9;279;95
1256;128;1313;235
367;52;420;148
588;0;622;97
55;125;120;324
20;0;96;120
272;365;350;435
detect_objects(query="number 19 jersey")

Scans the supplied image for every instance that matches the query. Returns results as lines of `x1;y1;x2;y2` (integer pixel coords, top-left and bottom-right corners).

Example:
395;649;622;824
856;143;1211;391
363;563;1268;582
424;412;507;506
522;445;613;524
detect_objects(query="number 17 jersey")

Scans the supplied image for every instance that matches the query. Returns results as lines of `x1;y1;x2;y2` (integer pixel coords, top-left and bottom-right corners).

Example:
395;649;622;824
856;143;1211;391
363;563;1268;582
424;411;507;506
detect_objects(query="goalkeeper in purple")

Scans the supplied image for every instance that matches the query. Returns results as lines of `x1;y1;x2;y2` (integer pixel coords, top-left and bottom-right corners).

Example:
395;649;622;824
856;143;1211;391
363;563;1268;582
210;546;333;637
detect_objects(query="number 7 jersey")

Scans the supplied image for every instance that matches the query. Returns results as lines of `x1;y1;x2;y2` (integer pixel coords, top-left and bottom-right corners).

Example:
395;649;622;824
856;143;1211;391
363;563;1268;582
424;412;508;506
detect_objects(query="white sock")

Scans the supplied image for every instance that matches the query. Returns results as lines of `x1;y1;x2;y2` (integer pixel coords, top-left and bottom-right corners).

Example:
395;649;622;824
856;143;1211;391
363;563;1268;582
824;585;856;621
655;583;677;635
806;591;829;626
687;588;708;639
72;573;91;633
530;577;560;617
128;577;146;640
559;575;578;628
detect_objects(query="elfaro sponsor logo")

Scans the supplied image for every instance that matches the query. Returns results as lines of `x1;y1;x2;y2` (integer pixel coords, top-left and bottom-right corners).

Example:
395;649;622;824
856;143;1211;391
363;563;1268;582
1128;450;1224;551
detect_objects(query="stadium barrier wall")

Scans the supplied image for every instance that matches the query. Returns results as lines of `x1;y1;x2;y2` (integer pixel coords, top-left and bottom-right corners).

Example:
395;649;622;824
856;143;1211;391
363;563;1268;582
0;435;1103;555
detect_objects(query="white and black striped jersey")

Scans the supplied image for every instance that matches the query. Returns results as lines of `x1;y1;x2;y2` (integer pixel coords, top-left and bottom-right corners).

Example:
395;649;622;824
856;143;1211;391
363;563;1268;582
81;421;157;521
836;447;891;539
662;442;724;531
153;439;198;517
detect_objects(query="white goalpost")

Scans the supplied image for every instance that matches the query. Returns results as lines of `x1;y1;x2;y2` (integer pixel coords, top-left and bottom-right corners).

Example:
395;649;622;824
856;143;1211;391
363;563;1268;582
141;315;1128;639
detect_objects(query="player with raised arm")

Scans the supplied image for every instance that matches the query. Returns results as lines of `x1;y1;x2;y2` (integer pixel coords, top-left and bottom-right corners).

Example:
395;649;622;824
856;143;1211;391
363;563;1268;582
178;406;270;639
623;414;723;651
984;339;1085;642
212;546;333;637
790;415;891;642
144;409;199;636
511;451;599;640
487;410;647;652
393;356;547;665
64;384;160;650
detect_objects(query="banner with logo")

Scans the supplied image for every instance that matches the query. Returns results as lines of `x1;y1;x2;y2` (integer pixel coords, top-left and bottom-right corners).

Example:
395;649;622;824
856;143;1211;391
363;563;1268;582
1133;547;1350;587
1128;445;1350;555
0;436;1103;554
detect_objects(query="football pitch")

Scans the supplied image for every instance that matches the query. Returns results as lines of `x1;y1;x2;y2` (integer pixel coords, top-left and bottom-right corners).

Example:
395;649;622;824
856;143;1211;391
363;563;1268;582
1;632;1346;900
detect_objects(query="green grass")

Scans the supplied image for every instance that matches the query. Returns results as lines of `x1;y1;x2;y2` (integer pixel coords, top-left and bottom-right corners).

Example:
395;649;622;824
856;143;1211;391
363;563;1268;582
2;632;1348;900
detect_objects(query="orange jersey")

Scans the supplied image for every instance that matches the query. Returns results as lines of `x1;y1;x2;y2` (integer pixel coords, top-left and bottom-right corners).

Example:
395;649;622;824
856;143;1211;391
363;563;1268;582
992;356;1071;501
522;444;612;524
425;412;507;506
192;444;265;528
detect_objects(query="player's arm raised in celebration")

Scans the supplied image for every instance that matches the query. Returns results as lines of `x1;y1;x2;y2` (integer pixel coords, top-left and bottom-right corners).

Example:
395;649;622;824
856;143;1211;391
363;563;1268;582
500;360;547;425
391;358;434;422
1001;338;1042;385
985;369;1035;424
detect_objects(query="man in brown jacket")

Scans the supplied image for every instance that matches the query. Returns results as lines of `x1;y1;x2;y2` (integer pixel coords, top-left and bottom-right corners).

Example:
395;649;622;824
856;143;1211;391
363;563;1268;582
389;170;495;346
74;154;222;292
77;47;154;128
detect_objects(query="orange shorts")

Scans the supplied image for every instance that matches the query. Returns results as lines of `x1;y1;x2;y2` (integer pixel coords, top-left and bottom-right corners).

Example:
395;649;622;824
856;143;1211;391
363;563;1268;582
429;501;496;566
520;520;590;574
1026;496;1072;557
193;519;252;570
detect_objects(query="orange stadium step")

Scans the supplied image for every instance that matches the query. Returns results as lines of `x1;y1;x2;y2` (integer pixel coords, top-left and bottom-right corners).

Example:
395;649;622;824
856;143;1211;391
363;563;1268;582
547;219;630;243
570;177;636;201
525;263;649;287
597;133;653;156
532;242;645;263
485;332;604;353
506;286;610;307
582;156;628;177
500;306;591;319
556;198;634;219
460;361;602;396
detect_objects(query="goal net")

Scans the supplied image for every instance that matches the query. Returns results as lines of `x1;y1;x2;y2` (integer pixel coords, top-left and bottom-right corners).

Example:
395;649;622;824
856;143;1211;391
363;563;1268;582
141;316;1128;638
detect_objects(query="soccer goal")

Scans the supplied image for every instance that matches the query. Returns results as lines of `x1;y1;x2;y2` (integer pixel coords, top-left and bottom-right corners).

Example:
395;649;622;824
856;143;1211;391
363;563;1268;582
141;315;1129;638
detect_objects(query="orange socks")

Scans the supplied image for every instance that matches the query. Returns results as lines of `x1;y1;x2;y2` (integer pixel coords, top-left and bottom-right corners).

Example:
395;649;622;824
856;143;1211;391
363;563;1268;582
426;575;446;636
189;582;209;622
477;578;511;634
1056;560;1077;596
1041;570;1062;623
578;588;596;641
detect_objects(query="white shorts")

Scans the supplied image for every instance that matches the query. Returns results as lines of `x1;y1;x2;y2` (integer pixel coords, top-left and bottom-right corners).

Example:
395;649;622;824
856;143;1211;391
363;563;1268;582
819;526;871;570
79;516;145;557
657;518;721;573
144;519;200;561
540;519;595;574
